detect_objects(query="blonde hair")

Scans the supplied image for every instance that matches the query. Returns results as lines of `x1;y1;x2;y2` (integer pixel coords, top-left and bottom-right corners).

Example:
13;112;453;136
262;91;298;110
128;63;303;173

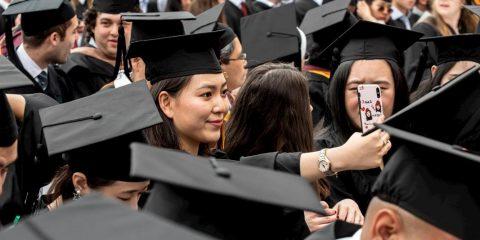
424;0;479;35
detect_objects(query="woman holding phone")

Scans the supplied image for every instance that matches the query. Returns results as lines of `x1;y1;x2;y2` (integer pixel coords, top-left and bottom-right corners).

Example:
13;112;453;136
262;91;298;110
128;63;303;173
311;21;418;225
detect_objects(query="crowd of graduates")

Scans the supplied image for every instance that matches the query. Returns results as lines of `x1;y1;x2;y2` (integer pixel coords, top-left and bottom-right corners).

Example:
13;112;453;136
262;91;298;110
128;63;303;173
0;0;480;239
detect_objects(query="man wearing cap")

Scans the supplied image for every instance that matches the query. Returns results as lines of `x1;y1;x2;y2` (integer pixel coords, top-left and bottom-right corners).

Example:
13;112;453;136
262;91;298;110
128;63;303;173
3;0;78;103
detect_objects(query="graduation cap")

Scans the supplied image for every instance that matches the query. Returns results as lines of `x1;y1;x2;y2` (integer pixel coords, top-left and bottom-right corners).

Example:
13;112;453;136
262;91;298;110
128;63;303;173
300;0;354;36
410;34;480;91
378;65;480;151
113;12;195;80
0;193;218;240
93;0;140;14
127;30;223;84
0;56;33;90
241;4;301;68
183;3;225;34
3;0;75;36
372;123;480;239
322;20;423;64
130;143;326;240
39;81;162;181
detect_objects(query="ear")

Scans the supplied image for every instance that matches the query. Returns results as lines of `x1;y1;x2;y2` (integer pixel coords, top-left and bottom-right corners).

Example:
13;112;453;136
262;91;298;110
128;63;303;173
158;91;175;119
49;31;61;47
371;208;402;240
72;172;91;195
431;65;438;77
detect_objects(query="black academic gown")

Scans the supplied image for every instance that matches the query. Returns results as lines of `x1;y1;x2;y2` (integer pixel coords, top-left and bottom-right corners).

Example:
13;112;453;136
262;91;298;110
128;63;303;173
307;71;331;127
0;94;59;223
56;52;115;101
304;221;361;240
315;128;381;214
225;0;245;40
250;1;272;13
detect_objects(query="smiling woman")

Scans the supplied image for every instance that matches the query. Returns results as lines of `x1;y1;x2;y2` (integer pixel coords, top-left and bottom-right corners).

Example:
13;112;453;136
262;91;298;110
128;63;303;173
55;0;140;101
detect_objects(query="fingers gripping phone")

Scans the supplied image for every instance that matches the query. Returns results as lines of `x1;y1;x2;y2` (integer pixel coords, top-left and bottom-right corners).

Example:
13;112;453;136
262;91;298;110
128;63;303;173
357;84;383;133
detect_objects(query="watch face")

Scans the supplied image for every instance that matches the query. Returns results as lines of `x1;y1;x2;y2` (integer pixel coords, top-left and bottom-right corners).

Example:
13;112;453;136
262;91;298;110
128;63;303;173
320;161;329;172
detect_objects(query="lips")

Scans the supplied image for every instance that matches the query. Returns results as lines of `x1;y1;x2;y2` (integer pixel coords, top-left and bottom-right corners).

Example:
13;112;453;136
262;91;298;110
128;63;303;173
207;120;223;127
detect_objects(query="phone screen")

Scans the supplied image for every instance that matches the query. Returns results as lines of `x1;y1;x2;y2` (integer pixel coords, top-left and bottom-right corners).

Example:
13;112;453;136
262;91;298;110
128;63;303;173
357;84;383;133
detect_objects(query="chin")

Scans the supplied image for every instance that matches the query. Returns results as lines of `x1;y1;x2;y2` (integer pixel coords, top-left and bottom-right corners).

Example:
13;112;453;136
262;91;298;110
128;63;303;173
201;132;221;144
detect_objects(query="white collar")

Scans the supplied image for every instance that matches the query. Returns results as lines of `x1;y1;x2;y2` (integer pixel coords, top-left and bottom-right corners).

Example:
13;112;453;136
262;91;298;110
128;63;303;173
16;44;47;78
254;0;279;8
312;0;323;7
391;6;407;20
229;0;244;10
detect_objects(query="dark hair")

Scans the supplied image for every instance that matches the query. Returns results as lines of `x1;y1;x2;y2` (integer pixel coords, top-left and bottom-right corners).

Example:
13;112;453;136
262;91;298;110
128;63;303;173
319;59;409;145
23;19;73;48
410;62;456;101
220;41;235;64
47;165;114;203
145;76;211;155
225;63;329;198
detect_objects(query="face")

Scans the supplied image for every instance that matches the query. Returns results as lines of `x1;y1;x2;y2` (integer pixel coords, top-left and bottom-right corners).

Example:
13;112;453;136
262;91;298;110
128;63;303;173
418;0;428;6
161;74;229;149
52;17;79;64
439;61;479;85
93;13;132;60
221;38;247;91
433;0;464;18
96;181;150;210
370;0;392;22
395;0;416;11
345;60;395;129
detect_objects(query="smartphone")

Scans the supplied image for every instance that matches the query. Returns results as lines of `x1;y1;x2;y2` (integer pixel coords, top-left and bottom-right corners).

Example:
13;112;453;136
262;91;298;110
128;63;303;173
357;84;383;133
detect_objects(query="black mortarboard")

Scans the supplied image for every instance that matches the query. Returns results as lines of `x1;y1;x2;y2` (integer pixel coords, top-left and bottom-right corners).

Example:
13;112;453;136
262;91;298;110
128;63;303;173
300;0;353;36
3;0;75;36
123;12;195;44
114;12;195;79
183;3;225;34
241;4;301;68
418;34;480;65
379;65;480;151
0;91;17;147
215;23;236;51
39;81;162;181
93;0;140;14
373;124;480;239
130;143;326;240
322;20;423;64
0;56;33;90
0;194;218;240
127;31;223;84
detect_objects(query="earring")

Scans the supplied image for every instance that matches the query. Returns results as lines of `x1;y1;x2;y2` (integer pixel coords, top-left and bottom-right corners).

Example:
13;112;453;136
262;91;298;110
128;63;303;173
73;188;82;201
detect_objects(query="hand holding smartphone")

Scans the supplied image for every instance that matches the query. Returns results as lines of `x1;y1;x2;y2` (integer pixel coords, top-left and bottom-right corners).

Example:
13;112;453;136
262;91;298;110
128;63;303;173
357;84;383;133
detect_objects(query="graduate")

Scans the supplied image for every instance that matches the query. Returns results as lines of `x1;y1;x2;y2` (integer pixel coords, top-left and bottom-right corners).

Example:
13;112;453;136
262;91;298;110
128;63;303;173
314;21;421;213
300;0;358;127
2;0;78;103
411;33;480;100
35;81;161;211
55;0;140;100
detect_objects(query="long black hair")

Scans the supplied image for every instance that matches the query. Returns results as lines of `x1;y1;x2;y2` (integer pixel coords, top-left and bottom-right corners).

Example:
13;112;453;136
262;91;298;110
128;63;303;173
316;59;410;146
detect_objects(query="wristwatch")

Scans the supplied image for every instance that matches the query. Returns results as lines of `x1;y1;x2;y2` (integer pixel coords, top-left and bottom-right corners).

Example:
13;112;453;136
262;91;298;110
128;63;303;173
318;149;336;176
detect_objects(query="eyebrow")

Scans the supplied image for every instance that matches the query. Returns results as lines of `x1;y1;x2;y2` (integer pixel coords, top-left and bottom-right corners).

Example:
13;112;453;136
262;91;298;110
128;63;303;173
197;81;228;90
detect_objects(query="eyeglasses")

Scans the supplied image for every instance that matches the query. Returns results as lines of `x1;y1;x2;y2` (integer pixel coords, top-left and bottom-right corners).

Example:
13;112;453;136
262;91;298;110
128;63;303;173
377;2;393;13
225;53;247;62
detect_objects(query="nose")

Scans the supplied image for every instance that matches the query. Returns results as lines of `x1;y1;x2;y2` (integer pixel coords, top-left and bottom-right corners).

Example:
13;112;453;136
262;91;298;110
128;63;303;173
212;94;229;115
